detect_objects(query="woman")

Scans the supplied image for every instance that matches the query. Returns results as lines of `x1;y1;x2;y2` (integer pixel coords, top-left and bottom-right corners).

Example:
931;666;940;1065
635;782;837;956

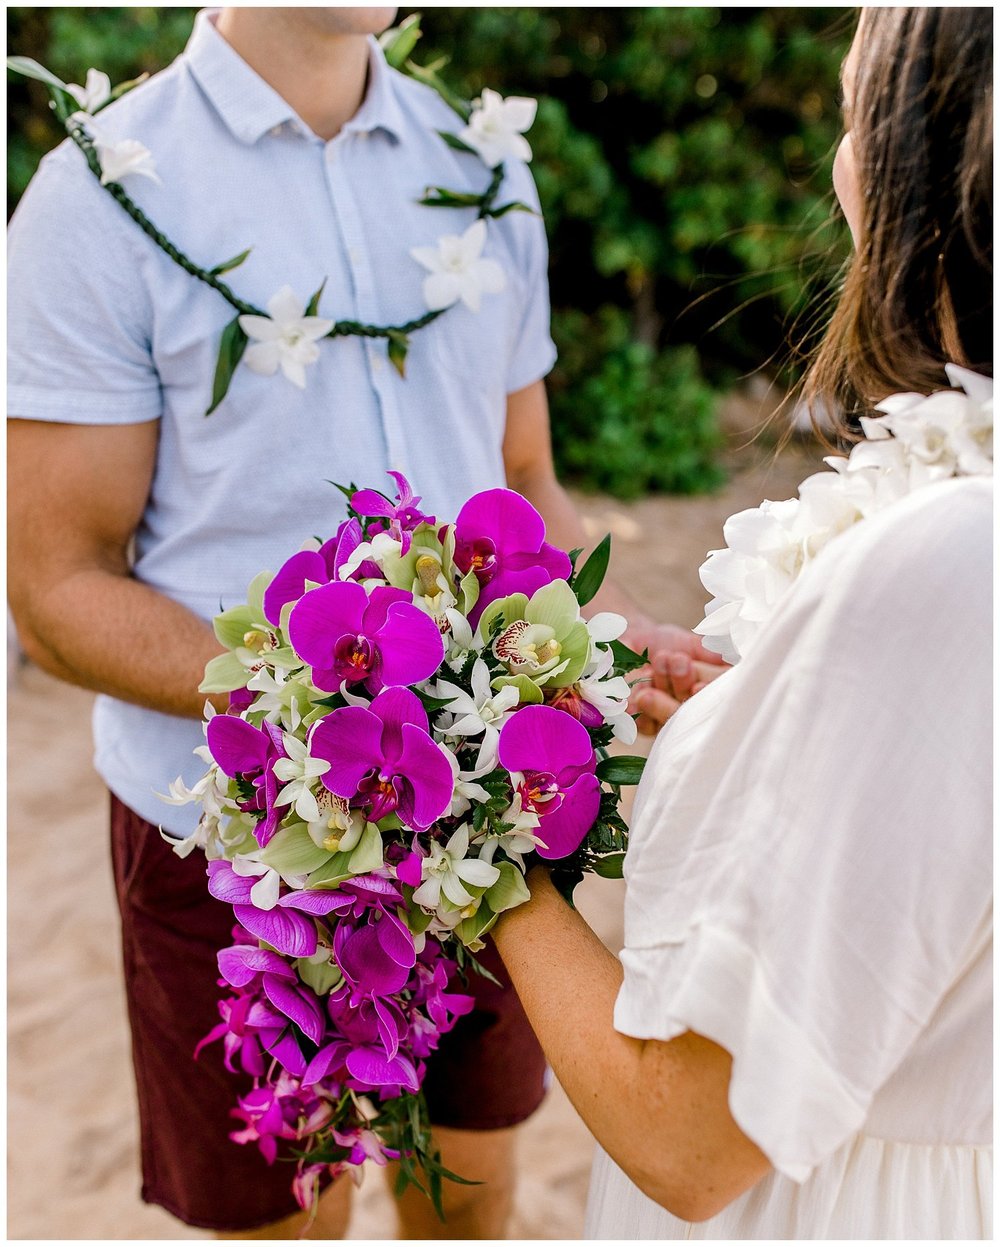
493;8;992;1238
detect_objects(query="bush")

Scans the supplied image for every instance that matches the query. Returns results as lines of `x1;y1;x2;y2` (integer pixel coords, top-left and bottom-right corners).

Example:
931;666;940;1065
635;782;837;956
7;6;851;497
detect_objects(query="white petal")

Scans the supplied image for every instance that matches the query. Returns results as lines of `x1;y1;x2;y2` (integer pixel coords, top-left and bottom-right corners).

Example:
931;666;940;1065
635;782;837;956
459;218;488;263
267;285;305;324
279;352;308;388
423;272;460;311
412;877;441;908
445;823;470;860
506;132;533;163
238;314;284;343
298;316;335;342
587;612;629;643
410;245;445;273
457;275;483;313
454;858;501;887
250;869;281;910
503;96;537;132
243;341;282;375
441;871;474;907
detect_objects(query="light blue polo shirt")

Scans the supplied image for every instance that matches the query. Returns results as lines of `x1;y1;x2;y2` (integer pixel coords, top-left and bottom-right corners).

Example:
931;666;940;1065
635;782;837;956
7;9;556;834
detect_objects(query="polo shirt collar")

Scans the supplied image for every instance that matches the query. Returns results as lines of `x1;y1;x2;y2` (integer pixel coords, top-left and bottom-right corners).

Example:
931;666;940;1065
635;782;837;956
185;9;403;146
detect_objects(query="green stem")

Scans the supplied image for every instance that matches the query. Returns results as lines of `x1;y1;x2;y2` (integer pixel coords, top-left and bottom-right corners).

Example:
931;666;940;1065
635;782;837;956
478;163;506;218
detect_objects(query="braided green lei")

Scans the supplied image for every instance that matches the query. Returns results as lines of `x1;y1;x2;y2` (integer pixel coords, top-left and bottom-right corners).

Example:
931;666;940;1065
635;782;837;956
8;14;536;413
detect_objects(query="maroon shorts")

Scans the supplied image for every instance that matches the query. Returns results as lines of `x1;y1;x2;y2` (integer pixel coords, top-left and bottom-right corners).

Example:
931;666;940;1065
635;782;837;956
110;794;546;1231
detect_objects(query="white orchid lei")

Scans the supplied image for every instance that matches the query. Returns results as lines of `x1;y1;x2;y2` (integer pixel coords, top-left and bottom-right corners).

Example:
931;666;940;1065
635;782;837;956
7;14;538;412
695;366;994;665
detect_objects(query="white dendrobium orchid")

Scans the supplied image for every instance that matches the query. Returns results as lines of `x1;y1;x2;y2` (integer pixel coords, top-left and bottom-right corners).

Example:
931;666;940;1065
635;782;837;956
459;88;537;167
306;790;367;854
443;608;480;671
338;531;403;581
442;745;492;819
411;824;500;911
695;368;993;664
247;665;305;731
433;658;520;766
578;646;638;745
239;286;334;389
271;733;331;823
231;853;282;910
95;136;160;187
67;68;112;114
410;219;506;314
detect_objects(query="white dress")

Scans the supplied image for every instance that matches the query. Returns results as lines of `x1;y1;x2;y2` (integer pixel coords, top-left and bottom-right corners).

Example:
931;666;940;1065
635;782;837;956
585;476;993;1239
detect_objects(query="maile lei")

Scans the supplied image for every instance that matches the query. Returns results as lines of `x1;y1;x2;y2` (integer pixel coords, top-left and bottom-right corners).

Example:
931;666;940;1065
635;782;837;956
695;366;994;665
7;14;537;413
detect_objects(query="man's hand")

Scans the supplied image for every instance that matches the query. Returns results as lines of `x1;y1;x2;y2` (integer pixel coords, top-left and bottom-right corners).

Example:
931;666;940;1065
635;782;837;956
623;621;729;736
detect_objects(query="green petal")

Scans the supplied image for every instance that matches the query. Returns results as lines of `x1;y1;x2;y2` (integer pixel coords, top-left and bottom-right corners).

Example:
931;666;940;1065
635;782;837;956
478;593;529;640
213;604;256;651
543;621;592;688
491;673;544;704
485;861;531;914
257;822;333;876
347;821;384;874
199;651;250;694
524;579;580;634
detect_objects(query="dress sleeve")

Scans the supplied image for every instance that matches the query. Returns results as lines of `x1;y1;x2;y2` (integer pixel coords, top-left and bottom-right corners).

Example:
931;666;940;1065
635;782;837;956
616;477;993;1182
500;162;557;395
7;144;162;424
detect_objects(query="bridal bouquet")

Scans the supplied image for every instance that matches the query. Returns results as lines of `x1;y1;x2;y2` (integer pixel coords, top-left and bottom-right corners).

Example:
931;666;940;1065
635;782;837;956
166;474;645;1213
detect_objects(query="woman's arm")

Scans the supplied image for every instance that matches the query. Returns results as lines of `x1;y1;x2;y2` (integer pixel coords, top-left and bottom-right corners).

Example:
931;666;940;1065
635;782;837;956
492;868;770;1222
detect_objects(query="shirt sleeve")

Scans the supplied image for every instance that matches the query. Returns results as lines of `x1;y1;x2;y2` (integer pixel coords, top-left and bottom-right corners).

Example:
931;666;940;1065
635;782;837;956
616;477;993;1182
7;143;162;424
500;161;557;395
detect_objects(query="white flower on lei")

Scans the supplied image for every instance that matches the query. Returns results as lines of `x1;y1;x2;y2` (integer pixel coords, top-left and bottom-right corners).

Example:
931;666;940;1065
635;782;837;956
695;368;993;664
271;732;331;823
95;136;160;187
432;658;520;770
459;88;537;166
67;68;112;114
239;286;334;388
578;646;638;745
410;219;506;313
411;824;500;911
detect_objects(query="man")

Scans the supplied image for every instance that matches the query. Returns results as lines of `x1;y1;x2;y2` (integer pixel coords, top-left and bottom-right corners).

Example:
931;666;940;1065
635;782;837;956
7;7;718;1238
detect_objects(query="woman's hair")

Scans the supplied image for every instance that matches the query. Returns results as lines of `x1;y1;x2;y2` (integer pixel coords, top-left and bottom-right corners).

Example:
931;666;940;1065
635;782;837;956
805;7;992;437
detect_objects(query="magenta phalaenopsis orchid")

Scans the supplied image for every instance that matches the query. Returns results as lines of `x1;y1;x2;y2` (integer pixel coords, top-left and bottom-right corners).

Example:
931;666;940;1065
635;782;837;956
351;471;435;557
497;704;601;859
310;687;454;830
288;581;445;694
453;488;572;625
206;715;286;846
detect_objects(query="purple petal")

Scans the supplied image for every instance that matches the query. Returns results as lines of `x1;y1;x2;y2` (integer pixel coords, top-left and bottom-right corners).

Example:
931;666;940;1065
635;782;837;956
278;890;351;915
455;488;546;559
309;707;384;797
396;851;423;888
507;541;573;581
263;975;325;1046
233;903;318;958
343;874;405;903
367;686;429;766
302;1041;348;1086
534;772;601;861
288;581;368;671
337;924;411;997
376;911;416;969
263;550;331;626
208;860;257;905
350;488;397;519
346;1046;419;1092
498;704;595;777
328;518;363;579
218;945;297;988
264;1027;307;1078
362;586;415;635
395;725;458;830
371;995;405;1061
207;715;270;779
370;601;445;691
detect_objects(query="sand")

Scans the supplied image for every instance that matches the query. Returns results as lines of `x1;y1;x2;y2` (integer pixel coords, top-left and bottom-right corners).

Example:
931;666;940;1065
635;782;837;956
7;420;815;1240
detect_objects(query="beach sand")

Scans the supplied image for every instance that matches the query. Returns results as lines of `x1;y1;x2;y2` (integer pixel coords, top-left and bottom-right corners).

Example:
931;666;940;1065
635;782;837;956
7;424;813;1240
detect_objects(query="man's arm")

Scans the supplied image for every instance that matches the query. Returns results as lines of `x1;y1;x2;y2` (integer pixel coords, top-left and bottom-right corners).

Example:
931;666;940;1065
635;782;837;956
8;419;224;719
492;869;770;1221
503;381;726;728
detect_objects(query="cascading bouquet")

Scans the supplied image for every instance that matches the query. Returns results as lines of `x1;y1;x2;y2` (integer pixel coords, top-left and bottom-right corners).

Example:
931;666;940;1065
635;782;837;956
165;474;646;1214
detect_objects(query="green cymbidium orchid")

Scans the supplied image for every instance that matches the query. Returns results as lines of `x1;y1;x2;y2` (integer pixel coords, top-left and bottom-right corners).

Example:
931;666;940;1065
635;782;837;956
379;521;481;621
479;579;591;693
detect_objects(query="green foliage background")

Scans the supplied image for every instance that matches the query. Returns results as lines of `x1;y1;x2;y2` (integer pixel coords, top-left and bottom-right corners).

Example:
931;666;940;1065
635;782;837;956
7;7;852;497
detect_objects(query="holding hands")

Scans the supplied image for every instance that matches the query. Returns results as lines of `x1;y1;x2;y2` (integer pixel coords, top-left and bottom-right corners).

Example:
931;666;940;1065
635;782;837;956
623;620;729;735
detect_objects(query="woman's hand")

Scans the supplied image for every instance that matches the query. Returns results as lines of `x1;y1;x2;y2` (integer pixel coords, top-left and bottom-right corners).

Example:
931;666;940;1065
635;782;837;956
623;621;730;735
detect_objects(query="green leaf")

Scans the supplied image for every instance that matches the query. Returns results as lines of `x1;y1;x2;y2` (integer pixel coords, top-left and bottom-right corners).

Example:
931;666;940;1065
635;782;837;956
610;638;649;675
305;277;327;318
591;851;626;879
199;651;249;694
485;200;539;219
404;59;471;122
572;533;612;606
6;56;67;91
206;316;248;416
209;247;252;277
435;130;477;155
347;821;384;874
387;331;409;378
595;754;647;785
257;823;334;875
419;186;484;208
485;860;531;913
378;12;423;70
304;850;355;889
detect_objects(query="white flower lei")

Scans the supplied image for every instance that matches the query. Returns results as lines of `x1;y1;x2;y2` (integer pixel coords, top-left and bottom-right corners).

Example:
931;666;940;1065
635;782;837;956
695;365;994;665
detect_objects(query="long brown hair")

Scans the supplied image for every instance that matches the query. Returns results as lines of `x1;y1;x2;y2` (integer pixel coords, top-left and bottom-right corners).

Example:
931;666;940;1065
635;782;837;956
805;7;992;439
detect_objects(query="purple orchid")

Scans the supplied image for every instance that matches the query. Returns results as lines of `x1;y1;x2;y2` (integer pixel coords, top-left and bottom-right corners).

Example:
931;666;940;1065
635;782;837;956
230;1071;333;1165
309;687;454;831
351;471;436;556
453;488;572;626
288;581;444;695
263;519;382;627
497;704;601;860
206;716;287;846
303;993;420;1094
